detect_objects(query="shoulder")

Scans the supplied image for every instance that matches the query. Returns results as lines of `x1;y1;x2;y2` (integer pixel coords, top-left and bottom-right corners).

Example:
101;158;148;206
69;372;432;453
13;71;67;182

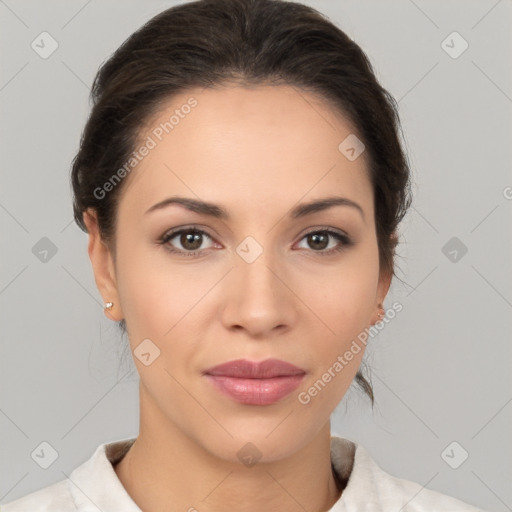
0;437;136;512
362;459;483;511
0;479;74;512
330;436;484;511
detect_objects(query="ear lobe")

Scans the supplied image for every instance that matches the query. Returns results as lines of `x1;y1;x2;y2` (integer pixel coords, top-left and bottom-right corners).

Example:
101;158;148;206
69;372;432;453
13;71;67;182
372;264;393;327
83;209;123;321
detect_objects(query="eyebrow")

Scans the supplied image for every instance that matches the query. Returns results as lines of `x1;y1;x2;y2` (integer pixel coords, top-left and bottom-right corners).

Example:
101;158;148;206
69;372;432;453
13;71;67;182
144;195;365;221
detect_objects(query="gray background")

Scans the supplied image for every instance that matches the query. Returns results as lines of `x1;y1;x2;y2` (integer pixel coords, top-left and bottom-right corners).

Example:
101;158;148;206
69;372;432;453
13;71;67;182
1;0;511;510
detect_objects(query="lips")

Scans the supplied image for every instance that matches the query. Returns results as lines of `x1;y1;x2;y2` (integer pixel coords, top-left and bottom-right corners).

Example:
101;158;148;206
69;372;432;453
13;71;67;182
204;358;306;379
203;358;306;406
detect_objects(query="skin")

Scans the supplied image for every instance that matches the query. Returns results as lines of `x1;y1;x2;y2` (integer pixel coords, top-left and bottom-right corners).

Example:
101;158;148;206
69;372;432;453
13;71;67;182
84;84;392;512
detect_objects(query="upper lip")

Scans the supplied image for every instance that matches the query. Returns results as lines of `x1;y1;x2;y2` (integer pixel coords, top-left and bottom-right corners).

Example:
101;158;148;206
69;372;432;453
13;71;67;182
204;358;306;379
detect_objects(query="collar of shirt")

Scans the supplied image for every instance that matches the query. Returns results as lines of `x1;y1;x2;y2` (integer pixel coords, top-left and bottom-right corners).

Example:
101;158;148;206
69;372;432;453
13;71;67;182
66;436;481;511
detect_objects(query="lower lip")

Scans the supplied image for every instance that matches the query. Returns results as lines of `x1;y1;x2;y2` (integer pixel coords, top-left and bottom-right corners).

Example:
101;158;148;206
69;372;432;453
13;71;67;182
205;374;305;405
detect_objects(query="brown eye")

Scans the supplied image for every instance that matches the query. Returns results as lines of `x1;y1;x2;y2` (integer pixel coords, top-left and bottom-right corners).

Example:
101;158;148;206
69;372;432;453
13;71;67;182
307;232;329;251
297;229;352;256
160;228;215;255
179;230;203;251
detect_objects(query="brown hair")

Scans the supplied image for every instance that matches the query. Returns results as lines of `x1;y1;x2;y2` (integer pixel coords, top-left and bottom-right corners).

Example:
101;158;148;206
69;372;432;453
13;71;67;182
71;0;412;404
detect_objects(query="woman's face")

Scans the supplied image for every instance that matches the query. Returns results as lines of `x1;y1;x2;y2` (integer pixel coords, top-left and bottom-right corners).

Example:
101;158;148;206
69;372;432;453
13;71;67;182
90;84;390;462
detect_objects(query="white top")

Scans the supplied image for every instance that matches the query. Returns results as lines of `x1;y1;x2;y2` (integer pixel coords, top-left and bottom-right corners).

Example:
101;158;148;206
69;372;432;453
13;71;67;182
0;436;483;511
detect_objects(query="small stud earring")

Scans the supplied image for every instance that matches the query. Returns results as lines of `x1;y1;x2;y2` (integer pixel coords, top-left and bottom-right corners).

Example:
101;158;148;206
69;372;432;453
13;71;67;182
104;302;114;310
377;303;385;320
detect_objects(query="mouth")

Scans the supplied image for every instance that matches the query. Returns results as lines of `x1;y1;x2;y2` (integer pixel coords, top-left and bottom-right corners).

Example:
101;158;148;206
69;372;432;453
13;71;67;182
203;358;306;406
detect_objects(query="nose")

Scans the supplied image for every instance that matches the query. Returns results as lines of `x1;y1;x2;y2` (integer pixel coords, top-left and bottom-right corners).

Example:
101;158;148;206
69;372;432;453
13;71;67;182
220;250;298;339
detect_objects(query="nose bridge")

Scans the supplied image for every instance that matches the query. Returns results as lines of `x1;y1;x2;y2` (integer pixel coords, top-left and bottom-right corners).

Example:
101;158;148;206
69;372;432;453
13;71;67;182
222;234;296;335
238;242;280;294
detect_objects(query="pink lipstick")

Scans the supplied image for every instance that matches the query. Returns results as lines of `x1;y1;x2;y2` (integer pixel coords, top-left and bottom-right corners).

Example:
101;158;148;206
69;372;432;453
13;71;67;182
203;358;305;405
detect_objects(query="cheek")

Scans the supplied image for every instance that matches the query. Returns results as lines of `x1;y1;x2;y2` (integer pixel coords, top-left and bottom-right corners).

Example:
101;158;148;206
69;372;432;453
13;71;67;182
115;239;206;338
301;251;379;338
115;249;200;397
296;245;379;396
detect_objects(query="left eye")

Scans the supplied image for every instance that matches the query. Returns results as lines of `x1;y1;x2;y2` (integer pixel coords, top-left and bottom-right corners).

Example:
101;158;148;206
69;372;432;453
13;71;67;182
296;229;351;255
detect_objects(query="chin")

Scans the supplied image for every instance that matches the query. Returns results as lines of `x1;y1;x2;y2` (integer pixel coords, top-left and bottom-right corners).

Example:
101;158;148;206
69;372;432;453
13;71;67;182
195;419;318;465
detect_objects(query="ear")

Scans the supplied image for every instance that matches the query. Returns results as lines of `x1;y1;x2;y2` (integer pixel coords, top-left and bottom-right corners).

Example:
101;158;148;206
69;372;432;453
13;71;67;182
83;208;124;321
377;266;392;305
370;268;392;326
371;233;397;325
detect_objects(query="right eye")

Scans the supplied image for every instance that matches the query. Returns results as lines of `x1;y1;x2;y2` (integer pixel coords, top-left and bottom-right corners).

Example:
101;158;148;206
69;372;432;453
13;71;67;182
159;227;217;256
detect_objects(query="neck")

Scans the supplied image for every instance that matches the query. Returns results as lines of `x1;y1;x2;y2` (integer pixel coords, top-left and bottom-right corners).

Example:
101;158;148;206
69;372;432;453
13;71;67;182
114;385;344;512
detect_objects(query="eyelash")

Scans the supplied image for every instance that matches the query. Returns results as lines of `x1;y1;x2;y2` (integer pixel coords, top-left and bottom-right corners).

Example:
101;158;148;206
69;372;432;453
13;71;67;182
158;225;353;257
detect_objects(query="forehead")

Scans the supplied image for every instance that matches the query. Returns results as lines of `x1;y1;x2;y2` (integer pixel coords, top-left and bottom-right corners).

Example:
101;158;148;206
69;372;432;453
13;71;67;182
119;84;373;220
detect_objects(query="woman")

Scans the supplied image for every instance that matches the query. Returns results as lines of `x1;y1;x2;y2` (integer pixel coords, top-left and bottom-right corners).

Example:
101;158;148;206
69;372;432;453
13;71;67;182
1;0;484;510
